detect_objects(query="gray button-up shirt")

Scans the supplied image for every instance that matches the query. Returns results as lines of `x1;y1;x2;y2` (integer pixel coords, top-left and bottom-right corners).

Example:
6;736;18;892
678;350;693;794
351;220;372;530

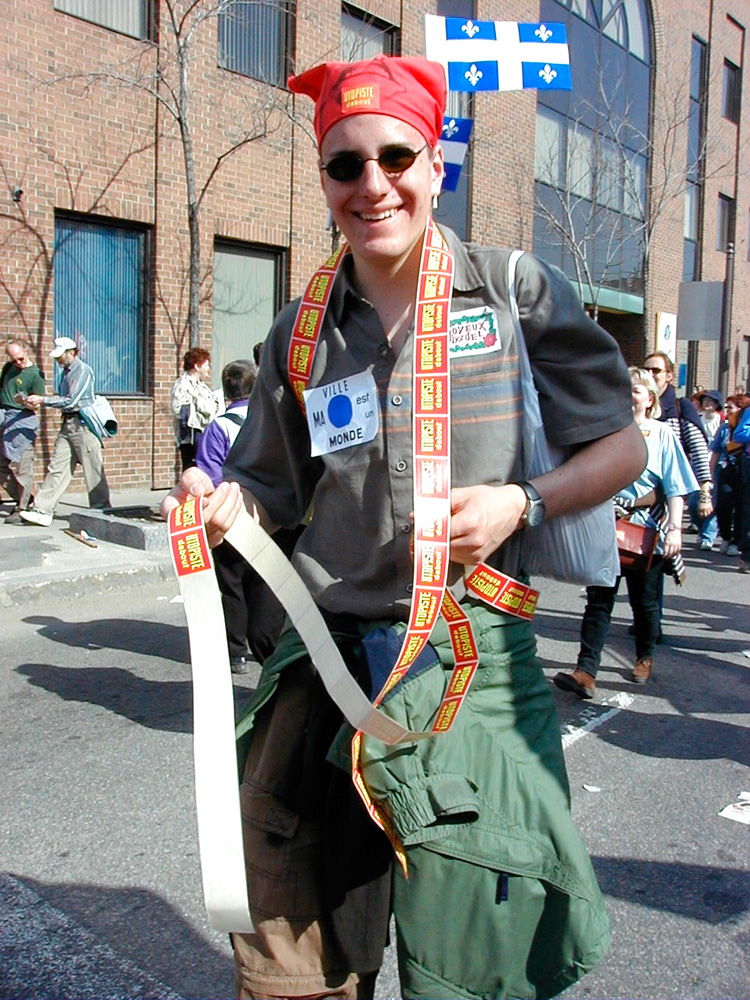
225;228;632;620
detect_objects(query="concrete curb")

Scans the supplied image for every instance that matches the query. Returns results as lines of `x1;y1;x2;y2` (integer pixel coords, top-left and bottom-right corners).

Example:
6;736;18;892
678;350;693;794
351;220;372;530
0;556;175;609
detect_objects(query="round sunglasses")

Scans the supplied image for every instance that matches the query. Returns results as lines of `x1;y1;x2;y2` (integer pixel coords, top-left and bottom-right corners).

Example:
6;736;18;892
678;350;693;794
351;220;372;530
321;144;428;183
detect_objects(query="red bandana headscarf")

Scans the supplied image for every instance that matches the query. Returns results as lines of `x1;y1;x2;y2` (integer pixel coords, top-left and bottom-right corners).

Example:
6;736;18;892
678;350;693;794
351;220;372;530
288;55;447;148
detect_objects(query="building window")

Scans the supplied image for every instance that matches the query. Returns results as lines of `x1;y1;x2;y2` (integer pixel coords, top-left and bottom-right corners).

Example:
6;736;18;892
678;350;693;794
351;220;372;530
723;59;741;123
54;216;147;395
717;194;735;252
218;1;293;87
212;241;285;386
341;5;398;60
533;0;652;302
683;36;707;281
54;0;150;40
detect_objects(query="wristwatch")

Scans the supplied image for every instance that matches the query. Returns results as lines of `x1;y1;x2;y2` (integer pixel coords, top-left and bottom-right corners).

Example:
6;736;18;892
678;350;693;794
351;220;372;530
517;480;546;528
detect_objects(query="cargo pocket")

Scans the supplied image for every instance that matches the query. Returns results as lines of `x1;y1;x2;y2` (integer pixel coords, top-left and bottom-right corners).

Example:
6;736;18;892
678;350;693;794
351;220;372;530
240;783;326;922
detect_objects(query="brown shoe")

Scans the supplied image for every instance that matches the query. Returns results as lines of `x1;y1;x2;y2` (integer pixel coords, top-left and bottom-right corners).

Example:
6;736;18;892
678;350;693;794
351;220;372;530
631;657;653;684
554;668;595;699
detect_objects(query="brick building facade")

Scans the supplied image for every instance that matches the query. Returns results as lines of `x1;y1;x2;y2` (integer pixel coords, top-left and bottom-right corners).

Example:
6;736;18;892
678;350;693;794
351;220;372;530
0;0;747;494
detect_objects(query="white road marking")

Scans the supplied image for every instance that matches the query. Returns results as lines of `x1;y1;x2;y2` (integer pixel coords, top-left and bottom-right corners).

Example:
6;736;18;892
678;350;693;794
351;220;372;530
561;692;634;749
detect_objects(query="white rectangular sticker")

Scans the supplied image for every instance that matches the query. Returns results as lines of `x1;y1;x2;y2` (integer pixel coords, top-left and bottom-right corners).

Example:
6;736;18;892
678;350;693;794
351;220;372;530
449;306;501;356
303;370;379;457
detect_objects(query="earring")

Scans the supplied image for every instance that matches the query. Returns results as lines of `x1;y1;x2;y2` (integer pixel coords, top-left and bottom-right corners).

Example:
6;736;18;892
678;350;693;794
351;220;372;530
432;195;439;210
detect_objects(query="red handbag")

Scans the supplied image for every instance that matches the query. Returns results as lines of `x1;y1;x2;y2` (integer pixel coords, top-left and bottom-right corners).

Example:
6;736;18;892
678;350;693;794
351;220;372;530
615;517;658;572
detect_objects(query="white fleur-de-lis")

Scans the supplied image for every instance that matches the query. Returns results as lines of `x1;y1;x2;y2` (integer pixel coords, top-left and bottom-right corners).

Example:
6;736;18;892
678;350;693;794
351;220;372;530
442;118;459;138
461;19;480;38
465;64;483;87
539;64;557;85
535;23;553;42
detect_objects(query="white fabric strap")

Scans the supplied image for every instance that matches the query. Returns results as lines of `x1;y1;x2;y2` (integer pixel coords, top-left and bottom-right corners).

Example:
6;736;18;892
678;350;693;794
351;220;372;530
224;508;431;745
168;501;253;933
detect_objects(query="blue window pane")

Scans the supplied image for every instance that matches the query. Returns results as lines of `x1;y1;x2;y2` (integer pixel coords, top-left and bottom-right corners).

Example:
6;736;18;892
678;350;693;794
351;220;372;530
218;1;289;86
54;218;145;394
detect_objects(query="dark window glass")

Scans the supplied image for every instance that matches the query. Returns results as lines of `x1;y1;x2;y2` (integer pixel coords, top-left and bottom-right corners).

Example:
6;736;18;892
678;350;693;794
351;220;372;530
723;60;741;123
533;182;565;272
686;104;702;180
341;5;398;60
717;194;735;251
218;1;293;87
212;242;284;389
690;36;706;100
535;0;651;307
683;239;698;281
54;216;147;395
54;0;149;39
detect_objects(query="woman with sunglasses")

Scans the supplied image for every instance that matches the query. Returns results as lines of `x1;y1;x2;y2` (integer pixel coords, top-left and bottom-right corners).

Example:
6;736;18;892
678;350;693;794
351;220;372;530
163;55;646;1000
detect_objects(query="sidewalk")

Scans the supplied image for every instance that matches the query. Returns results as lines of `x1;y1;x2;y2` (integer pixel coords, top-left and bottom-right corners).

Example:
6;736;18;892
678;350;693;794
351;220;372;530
0;489;174;608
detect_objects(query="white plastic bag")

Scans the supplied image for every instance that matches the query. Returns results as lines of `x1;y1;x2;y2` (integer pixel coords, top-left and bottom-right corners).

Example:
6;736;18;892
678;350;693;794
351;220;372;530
508;251;618;587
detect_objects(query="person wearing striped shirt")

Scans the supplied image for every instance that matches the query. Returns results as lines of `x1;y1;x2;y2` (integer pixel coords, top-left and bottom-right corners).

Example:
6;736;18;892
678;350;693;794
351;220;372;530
642;352;713;534
21;336;111;526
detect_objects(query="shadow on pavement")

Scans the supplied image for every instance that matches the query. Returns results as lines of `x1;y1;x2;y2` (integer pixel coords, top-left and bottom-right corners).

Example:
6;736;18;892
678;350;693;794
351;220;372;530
592;856;750;924
594;707;750;766
0;871;233;1000
23;615;189;663
15;663;256;733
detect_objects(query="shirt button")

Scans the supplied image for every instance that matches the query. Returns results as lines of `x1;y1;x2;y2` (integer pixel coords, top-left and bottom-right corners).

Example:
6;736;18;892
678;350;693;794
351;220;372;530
400;522;411;534
406;584;414;593
378;342;389;356
395;459;407;472
392;395;403;406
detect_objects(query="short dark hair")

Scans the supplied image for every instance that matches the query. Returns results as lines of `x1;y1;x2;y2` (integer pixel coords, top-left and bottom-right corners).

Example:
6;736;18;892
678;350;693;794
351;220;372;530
222;359;257;402
643;350;674;375
183;347;210;372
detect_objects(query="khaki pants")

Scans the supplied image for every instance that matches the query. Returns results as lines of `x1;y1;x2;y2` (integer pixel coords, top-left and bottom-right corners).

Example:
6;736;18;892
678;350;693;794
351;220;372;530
0;442;35;509
232;664;386;1000
34;417;110;515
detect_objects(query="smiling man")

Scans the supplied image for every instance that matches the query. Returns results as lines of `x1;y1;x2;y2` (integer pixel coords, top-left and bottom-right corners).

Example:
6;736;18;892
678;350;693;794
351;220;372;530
163;55;645;1000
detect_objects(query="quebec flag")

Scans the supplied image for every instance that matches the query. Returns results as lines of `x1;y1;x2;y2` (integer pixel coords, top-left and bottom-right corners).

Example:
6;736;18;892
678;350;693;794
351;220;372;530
425;15;572;92
439;116;473;192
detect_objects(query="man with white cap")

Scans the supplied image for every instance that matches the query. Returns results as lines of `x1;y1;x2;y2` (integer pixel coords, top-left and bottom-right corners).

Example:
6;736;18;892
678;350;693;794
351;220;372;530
163;54;646;1000
21;336;110;525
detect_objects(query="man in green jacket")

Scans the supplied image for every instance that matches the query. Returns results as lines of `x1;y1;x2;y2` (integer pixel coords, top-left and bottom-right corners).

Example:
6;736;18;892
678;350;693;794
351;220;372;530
0;338;45;522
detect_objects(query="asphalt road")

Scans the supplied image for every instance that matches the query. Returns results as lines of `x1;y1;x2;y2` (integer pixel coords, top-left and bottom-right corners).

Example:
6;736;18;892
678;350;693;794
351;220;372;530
1;551;748;999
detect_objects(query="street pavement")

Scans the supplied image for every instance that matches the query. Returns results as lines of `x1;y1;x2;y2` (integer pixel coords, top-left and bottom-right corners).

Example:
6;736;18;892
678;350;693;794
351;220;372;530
1;493;749;999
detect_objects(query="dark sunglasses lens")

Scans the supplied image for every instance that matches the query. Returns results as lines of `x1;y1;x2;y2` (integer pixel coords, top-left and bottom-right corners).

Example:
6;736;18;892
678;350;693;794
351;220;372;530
326;154;365;182
378;147;419;173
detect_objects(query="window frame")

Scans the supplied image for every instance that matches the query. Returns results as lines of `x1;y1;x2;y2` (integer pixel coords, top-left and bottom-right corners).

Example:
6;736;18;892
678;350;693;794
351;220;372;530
722;59;741;124
217;0;295;88
53;0;152;41
53;212;150;397
211;239;287;390
717;193;735;252
340;3;399;60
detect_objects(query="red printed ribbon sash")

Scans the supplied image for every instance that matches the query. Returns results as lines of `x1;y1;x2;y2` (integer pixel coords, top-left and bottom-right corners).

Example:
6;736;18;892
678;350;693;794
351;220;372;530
288;242;348;410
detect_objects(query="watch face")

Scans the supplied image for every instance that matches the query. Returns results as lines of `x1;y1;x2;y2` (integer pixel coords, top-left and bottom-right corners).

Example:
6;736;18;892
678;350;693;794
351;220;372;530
525;502;544;528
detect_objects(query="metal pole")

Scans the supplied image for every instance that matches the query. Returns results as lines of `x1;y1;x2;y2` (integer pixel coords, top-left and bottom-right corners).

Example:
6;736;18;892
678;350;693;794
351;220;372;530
719;241;734;398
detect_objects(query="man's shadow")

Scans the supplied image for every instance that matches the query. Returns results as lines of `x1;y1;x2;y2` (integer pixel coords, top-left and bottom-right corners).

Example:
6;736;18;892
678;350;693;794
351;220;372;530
1;872;234;1000
23;614;189;663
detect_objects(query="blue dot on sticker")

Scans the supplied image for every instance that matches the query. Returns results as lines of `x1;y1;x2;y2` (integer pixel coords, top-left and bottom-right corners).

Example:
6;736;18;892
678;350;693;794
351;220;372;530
328;394;353;428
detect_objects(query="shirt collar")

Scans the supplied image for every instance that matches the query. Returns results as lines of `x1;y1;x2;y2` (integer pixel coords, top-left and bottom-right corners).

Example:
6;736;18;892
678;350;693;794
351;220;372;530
328;223;482;326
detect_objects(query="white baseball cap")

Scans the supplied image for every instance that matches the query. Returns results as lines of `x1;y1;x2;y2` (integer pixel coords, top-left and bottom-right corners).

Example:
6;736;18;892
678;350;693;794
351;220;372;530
50;337;78;358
